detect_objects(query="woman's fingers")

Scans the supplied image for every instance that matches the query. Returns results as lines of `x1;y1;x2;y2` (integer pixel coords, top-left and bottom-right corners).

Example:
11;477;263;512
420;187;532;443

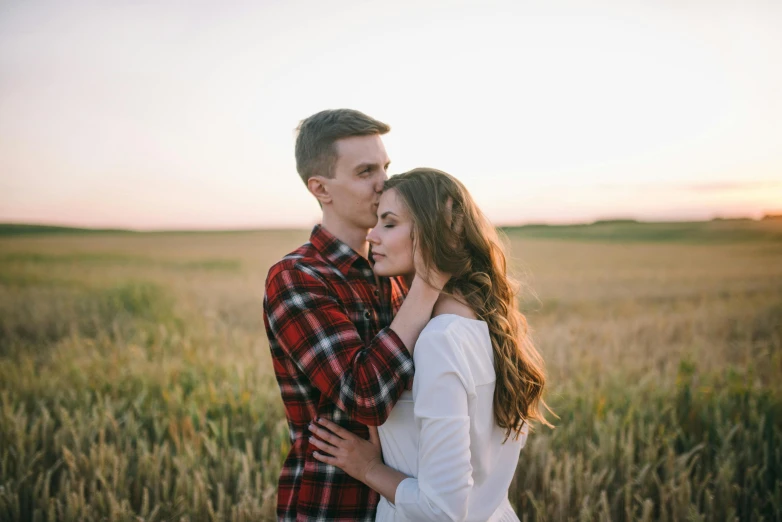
308;434;340;455
368;425;380;446
309;421;344;446
309;420;382;483
314;418;353;440
312;451;338;466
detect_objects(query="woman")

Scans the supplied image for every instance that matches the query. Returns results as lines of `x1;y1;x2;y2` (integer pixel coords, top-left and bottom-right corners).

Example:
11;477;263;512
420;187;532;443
308;168;550;521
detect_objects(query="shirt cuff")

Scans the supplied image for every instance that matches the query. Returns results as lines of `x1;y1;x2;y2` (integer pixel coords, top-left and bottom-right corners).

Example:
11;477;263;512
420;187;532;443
375;327;415;379
394;477;419;507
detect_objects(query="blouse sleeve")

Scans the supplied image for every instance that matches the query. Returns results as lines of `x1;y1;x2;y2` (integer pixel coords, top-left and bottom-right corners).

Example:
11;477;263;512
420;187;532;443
393;327;475;522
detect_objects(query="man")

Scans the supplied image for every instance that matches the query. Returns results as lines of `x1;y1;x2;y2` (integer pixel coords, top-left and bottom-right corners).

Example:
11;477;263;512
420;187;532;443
263;109;444;521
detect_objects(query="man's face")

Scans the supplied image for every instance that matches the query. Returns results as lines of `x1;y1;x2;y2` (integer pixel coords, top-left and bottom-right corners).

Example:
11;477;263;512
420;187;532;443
324;134;390;230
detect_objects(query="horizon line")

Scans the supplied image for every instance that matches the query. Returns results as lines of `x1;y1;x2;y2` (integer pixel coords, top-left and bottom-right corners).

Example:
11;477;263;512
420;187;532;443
2;213;781;234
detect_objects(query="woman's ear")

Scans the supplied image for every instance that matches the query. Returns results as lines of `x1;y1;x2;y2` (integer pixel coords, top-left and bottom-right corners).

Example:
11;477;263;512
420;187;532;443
444;197;464;250
307;176;332;205
452;206;464;235
443;197;454;227
443;197;463;233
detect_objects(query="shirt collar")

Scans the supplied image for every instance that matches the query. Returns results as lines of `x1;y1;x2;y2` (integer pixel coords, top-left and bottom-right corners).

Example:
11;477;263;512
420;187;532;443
309;224;368;276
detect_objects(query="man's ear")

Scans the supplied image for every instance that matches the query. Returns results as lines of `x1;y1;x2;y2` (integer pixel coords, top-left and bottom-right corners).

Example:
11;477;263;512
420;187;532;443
307;176;332;205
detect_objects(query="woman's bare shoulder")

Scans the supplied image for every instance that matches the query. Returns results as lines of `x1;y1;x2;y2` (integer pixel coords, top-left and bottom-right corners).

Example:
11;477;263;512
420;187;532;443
431;293;478;320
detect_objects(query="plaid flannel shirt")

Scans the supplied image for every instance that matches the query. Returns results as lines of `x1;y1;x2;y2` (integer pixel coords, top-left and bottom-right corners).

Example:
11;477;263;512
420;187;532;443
263;225;414;521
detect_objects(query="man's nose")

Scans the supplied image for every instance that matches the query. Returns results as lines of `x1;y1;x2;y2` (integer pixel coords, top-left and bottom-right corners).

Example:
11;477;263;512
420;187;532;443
376;172;387;191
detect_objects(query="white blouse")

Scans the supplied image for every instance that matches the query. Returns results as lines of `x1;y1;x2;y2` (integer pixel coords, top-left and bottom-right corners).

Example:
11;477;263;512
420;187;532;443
376;314;528;522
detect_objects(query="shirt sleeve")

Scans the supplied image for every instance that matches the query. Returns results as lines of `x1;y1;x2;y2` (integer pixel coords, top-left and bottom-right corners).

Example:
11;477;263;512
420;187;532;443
263;266;414;425
394;328;475;522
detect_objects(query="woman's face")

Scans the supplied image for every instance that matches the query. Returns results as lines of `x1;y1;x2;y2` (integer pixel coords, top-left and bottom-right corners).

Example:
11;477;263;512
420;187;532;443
366;189;415;280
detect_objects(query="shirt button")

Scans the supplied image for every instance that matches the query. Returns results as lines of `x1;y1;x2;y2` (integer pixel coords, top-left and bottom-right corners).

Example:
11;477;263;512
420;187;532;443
373;289;379;296
364;310;371;319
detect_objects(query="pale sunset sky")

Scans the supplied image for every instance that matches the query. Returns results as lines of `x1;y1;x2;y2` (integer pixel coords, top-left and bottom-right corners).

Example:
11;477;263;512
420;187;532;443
1;0;780;229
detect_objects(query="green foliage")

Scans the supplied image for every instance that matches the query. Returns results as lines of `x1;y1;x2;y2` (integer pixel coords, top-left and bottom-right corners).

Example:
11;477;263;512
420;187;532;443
512;370;782;521
0;252;240;271
0;230;780;521
0;281;179;357
0;224;134;236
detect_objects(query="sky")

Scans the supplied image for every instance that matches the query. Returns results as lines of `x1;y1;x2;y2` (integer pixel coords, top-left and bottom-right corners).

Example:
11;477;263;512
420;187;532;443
1;0;781;229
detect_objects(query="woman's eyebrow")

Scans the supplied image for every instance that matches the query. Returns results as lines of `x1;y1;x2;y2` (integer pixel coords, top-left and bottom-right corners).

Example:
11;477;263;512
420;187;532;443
380;211;398;219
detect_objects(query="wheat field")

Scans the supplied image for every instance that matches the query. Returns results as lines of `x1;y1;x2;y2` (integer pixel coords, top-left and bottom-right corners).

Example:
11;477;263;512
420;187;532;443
1;221;781;521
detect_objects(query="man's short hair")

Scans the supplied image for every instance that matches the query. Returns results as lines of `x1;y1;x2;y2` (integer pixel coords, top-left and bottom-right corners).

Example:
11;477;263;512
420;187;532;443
295;109;390;184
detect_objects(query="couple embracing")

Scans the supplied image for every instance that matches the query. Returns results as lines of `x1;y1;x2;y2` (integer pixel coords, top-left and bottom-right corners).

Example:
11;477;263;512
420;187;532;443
263;109;550;521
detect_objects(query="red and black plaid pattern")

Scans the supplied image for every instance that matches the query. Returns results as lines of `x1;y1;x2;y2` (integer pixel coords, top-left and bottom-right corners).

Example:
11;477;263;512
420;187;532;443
263;225;413;521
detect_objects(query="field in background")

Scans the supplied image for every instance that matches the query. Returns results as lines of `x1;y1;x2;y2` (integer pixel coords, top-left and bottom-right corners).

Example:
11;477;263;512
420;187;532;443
1;220;781;521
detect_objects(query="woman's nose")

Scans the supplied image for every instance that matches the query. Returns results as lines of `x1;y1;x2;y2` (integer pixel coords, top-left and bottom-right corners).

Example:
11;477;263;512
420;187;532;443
366;228;379;244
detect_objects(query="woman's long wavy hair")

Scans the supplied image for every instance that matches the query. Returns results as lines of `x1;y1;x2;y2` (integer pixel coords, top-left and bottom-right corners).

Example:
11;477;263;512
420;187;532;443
385;168;552;439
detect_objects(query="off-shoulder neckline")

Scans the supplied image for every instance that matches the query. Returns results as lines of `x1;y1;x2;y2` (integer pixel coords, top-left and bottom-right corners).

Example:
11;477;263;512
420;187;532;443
429;313;487;325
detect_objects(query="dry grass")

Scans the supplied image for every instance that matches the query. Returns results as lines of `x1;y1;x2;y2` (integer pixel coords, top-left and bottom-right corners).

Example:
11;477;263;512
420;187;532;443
1;224;780;521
